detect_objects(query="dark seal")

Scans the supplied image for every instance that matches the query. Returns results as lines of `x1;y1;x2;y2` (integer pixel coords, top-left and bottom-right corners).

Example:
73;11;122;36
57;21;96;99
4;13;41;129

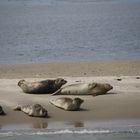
18;78;67;94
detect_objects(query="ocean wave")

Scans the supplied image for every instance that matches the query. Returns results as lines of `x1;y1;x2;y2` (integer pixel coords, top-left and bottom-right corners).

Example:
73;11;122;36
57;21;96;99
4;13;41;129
0;128;140;137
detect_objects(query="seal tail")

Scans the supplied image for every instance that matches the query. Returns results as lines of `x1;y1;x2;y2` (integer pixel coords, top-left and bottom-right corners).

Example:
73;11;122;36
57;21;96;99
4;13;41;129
13;105;21;111
51;89;61;96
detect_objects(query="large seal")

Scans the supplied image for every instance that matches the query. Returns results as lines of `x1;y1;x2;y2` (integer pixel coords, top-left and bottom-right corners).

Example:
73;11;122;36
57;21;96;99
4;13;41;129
49;97;84;111
52;82;113;96
0;105;6;115
13;104;48;117
18;78;67;94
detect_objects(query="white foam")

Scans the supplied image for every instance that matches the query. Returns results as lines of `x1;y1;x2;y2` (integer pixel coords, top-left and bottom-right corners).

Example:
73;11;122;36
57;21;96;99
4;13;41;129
29;129;110;135
0;129;110;137
0;131;22;137
0;128;140;137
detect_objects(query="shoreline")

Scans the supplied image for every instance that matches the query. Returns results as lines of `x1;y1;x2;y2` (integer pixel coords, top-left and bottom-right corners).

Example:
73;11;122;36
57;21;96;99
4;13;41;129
1;118;140;131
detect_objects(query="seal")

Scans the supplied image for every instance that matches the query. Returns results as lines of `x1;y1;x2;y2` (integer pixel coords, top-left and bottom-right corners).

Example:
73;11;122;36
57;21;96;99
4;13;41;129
18;78;67;94
13;104;48;117
49;97;84;111
0;105;6;115
51;82;113;96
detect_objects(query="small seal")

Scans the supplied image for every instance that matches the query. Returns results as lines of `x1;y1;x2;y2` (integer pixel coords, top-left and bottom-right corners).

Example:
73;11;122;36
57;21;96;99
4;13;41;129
51;82;113;96
0;105;6;115
49;97;84;111
13;104;48;117
18;78;67;94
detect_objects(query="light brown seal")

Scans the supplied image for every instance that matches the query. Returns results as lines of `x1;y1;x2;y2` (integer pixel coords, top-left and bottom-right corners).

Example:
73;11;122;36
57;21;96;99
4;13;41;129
18;78;67;94
49;97;84;111
0;105;6;115
13;104;48;117
51;82;113;96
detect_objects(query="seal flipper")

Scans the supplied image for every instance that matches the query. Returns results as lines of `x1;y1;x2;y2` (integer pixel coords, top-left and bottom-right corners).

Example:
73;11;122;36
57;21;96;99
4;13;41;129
51;89;61;96
49;99;55;105
49;99;65;110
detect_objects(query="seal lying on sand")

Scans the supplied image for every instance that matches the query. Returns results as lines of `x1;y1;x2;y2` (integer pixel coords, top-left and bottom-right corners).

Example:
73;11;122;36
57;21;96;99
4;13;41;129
13;104;48;117
49;97;84;111
52;82;113;96
0;105;6;115
18;78;67;94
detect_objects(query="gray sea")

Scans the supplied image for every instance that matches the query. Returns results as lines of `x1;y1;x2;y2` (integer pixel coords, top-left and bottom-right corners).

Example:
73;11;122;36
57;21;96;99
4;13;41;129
0;0;140;64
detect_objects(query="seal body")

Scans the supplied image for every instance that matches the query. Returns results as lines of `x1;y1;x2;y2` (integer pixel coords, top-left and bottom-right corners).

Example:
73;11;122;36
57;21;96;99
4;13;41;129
52;82;113;96
14;104;48;117
49;97;84;111
0;105;5;115
18;78;67;94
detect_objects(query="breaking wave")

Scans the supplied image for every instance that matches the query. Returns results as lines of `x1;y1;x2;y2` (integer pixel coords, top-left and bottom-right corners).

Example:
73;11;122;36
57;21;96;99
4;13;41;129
0;128;140;137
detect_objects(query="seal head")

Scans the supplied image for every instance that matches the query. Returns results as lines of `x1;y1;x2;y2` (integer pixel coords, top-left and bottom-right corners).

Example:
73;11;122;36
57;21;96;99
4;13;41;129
18;79;25;87
71;98;84;111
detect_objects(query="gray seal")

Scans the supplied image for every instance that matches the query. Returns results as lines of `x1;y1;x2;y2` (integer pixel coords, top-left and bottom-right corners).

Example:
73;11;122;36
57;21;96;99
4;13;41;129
13;104;48;117
0;105;6;115
18;78;67;94
52;82;113;96
49;97;84;111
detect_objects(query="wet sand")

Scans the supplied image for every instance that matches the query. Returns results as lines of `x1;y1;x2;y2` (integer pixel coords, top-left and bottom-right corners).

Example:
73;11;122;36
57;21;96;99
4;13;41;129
0;60;140;127
0;60;140;78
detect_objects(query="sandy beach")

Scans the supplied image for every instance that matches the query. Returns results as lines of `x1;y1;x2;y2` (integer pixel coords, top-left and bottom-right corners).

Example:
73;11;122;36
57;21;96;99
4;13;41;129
0;60;140;128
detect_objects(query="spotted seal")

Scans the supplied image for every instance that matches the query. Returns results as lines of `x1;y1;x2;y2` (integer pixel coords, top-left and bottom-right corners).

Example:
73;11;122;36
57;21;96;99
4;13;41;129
13;104;48;117
51;82;113;96
18;78;67;94
49;97;84;111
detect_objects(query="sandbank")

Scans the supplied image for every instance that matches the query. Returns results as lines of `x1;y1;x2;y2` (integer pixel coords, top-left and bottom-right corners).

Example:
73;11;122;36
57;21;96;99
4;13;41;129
0;60;140;128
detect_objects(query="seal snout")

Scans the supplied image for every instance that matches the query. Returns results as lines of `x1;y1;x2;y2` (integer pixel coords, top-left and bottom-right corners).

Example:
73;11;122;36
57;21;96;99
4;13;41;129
104;83;113;91
43;111;48;117
108;84;113;90
57;78;67;85
110;85;113;90
63;79;67;84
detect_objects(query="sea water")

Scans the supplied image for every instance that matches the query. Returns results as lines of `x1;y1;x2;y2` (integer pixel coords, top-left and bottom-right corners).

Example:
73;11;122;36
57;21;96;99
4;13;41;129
0;0;140;64
0;120;140;140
